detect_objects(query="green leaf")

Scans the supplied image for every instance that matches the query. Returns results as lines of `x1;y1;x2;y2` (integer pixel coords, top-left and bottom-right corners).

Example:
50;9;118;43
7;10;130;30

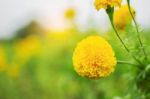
145;64;150;72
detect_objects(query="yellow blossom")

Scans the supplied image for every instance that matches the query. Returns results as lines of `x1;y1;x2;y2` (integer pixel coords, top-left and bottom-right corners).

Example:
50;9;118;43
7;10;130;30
94;0;122;10
73;36;116;79
64;8;76;20
114;5;135;30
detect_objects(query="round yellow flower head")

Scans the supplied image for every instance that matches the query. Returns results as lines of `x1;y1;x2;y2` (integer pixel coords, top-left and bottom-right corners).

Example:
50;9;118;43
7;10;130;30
94;0;122;10
73;36;116;79
114;5;135;30
64;8;76;20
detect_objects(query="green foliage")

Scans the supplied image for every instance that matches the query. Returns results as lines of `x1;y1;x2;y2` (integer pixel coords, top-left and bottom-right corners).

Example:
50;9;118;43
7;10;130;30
0;16;150;99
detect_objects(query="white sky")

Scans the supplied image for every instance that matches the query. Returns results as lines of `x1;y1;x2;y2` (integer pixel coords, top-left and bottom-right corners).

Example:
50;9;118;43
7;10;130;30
0;0;150;38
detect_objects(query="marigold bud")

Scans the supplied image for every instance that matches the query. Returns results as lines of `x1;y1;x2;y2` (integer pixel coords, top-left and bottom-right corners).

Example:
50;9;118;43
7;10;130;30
114;5;135;30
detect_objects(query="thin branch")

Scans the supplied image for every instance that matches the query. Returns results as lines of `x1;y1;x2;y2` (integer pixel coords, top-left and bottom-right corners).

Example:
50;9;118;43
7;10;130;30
127;1;149;63
118;60;138;66
108;17;144;66
117;60;142;70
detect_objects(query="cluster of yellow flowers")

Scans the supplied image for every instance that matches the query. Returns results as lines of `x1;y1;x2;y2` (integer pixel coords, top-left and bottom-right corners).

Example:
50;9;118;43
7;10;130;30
73;36;116;78
0;35;42;79
94;0;135;30
72;0;136;79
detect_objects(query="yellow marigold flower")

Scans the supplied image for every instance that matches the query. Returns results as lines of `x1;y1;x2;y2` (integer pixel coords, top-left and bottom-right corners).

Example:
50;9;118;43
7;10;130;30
73;36;116;79
94;0;122;10
64;8;76;20
114;5;135;30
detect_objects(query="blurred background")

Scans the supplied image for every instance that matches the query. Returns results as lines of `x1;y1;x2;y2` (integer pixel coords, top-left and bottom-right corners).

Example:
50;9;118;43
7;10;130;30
0;0;150;99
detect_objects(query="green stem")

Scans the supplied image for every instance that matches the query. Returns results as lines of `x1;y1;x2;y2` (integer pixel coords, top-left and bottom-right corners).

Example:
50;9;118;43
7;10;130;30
117;60;141;70
127;0;149;63
109;17;144;66
118;60;138;66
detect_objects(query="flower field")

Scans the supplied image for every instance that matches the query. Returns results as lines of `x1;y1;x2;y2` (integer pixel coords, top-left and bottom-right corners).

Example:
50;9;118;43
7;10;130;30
0;0;150;99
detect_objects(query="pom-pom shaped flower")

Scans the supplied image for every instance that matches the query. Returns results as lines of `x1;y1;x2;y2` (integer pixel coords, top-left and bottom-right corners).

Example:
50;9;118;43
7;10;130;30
114;5;135;30
94;0;122;10
73;36;116;79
